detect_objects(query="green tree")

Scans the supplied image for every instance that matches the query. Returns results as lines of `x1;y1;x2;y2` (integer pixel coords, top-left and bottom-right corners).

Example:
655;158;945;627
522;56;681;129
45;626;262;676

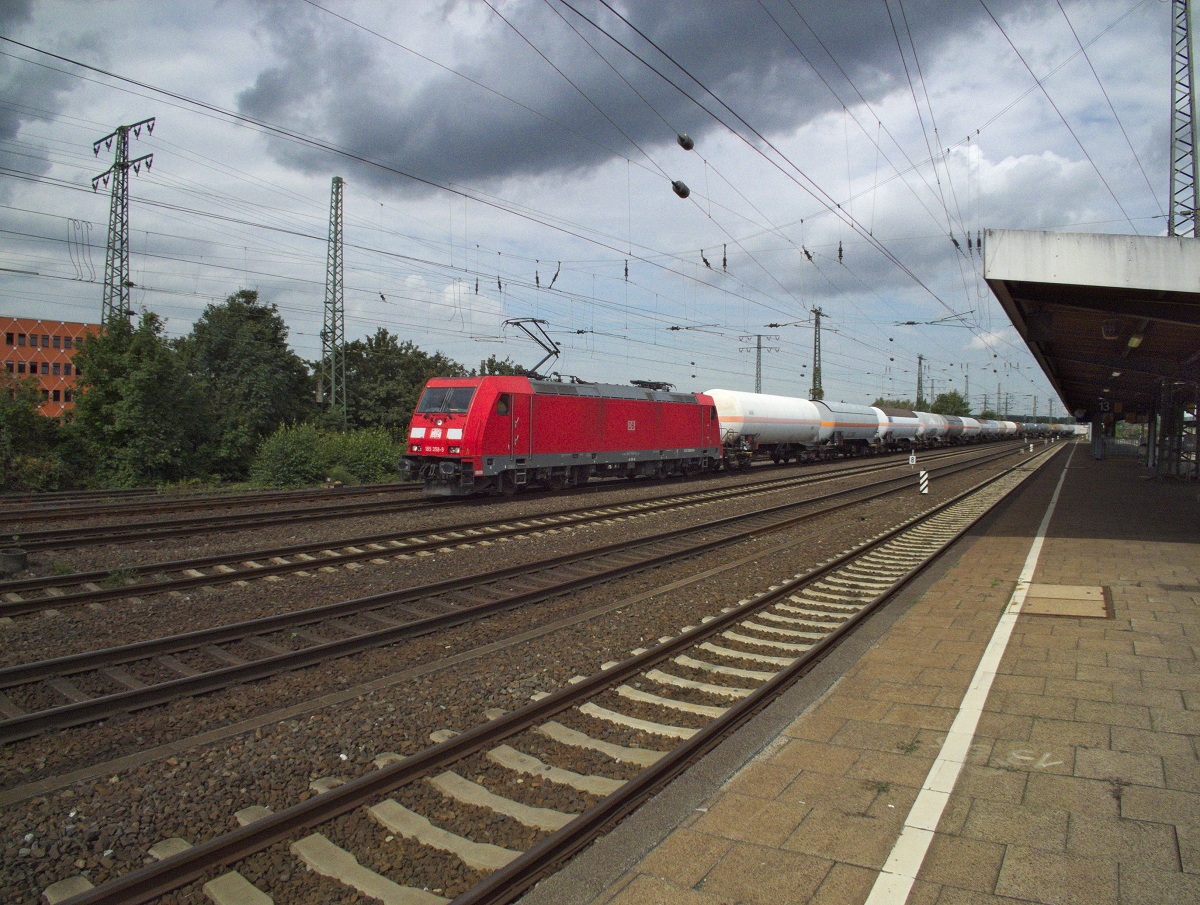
341;328;466;431
179;290;315;478
929;390;971;417
68;312;207;486
0;372;60;490
872;397;917;411
475;354;524;376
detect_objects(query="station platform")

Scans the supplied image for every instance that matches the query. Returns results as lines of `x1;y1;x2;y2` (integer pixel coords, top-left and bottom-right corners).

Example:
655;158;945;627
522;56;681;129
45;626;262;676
524;443;1200;905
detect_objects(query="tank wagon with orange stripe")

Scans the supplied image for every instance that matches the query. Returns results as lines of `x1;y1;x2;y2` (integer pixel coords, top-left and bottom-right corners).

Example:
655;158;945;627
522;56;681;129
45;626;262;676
706;389;1018;463
707;388;890;465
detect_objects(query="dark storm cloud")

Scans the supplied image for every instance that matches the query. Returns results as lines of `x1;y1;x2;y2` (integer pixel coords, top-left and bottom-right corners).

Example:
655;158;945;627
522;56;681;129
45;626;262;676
0;0;35;29
238;0;1023;194
0;2;90;195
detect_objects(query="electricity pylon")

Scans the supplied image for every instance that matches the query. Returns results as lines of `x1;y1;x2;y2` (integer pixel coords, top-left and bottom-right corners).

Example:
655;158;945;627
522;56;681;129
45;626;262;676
92;117;155;325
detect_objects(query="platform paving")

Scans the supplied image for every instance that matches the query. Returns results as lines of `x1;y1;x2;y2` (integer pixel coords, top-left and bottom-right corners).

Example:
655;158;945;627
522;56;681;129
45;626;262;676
538;445;1200;905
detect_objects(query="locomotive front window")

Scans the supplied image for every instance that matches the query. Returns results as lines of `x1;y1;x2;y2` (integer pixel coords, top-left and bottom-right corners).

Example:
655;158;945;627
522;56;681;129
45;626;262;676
417;385;477;414
496;394;510;416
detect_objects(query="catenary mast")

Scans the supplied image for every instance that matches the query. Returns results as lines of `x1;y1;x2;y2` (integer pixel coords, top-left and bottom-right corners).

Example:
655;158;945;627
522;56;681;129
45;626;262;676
322;176;347;424
1169;0;1198;237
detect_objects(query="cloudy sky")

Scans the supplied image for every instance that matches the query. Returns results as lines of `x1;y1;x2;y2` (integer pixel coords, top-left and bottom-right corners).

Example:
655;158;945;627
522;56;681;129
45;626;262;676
0;0;1175;417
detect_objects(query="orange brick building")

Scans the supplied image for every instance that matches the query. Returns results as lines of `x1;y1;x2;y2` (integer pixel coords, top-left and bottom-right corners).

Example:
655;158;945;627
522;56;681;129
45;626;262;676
2;317;101;417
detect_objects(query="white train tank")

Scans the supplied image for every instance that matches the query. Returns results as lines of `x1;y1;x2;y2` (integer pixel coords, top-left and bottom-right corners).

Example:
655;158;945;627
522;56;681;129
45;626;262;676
706;388;823;447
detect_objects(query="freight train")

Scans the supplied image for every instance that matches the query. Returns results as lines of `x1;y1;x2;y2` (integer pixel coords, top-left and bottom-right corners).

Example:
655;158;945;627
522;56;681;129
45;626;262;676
400;375;1045;496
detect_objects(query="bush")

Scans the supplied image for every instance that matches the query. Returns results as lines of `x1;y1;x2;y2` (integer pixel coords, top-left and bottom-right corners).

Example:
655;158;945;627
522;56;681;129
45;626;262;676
250;424;403;488
249;423;328;488
7;455;60;492
322;428;401;483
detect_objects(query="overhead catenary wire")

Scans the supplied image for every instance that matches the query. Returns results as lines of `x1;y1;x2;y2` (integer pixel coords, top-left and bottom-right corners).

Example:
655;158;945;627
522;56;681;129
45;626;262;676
977;0;1141;234
0;4;1092;405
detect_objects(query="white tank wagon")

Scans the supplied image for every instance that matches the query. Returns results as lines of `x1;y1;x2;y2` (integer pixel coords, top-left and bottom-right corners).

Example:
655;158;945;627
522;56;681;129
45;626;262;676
916;411;948;443
878;407;921;447
975;418;999;440
706;388;823;467
943;415;968;440
815;400;888;453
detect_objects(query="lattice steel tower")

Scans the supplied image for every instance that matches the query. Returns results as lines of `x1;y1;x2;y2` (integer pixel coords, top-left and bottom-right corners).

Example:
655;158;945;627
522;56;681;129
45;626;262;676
1170;0;1198;237
92;117;154;325
322;176;347;423
809;307;825;401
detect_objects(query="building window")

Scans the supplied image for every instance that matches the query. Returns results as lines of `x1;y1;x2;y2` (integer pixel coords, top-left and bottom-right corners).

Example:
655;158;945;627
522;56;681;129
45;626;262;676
75;366;82;377
64;363;72;376
16;362;25;374
52;363;61;376
64;337;73;350
53;336;61;349
17;334;25;347
40;362;48;375
65;390;73;402
52;389;61;402
4;362;10;373
4;333;11;345
42;335;49;347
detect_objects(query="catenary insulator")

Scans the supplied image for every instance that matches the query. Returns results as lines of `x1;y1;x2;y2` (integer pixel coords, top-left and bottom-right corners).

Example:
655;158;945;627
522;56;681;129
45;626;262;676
671;180;690;198
677;132;694;150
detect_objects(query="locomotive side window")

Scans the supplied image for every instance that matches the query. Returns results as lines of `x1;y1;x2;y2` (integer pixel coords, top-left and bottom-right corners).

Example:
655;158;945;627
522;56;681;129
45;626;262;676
416;386;477;414
496;394;511;416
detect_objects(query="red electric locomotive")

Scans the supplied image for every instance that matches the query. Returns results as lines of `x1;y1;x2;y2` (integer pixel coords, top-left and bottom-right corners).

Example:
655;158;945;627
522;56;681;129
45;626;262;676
401;375;722;495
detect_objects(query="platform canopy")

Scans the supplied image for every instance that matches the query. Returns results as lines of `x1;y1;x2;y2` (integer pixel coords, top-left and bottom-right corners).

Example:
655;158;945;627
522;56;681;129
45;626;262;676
984;229;1200;422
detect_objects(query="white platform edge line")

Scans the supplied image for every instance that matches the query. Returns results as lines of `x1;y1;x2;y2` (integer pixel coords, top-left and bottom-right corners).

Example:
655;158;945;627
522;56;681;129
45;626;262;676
863;444;1075;905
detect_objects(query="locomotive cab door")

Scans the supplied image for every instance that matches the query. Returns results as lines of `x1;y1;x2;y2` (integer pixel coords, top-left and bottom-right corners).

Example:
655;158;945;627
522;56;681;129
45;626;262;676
484;393;513;458
511;393;532;459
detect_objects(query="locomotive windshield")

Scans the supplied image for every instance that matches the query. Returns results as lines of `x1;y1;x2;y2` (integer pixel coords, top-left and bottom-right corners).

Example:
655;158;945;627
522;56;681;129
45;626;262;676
416;385;476;414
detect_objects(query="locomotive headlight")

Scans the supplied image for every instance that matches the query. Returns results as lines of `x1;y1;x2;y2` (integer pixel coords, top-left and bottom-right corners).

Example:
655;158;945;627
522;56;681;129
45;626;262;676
449;445;460;454
410;443;422;452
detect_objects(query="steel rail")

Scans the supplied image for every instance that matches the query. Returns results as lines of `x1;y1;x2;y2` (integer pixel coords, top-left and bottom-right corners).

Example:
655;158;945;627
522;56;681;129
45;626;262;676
460;443;1066;905
0;445;991;612
3;494;456;553
3;443;1022;552
2;482;418;521
0;446;1022;742
53;445;1062;905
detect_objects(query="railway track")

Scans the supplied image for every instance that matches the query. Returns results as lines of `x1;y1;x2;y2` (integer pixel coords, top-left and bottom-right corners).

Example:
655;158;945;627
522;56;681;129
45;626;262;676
1;489;452;553
0;445;999;616
2;443;1023;553
43;442;1064;905
0;444;1026;743
0;482;419;521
